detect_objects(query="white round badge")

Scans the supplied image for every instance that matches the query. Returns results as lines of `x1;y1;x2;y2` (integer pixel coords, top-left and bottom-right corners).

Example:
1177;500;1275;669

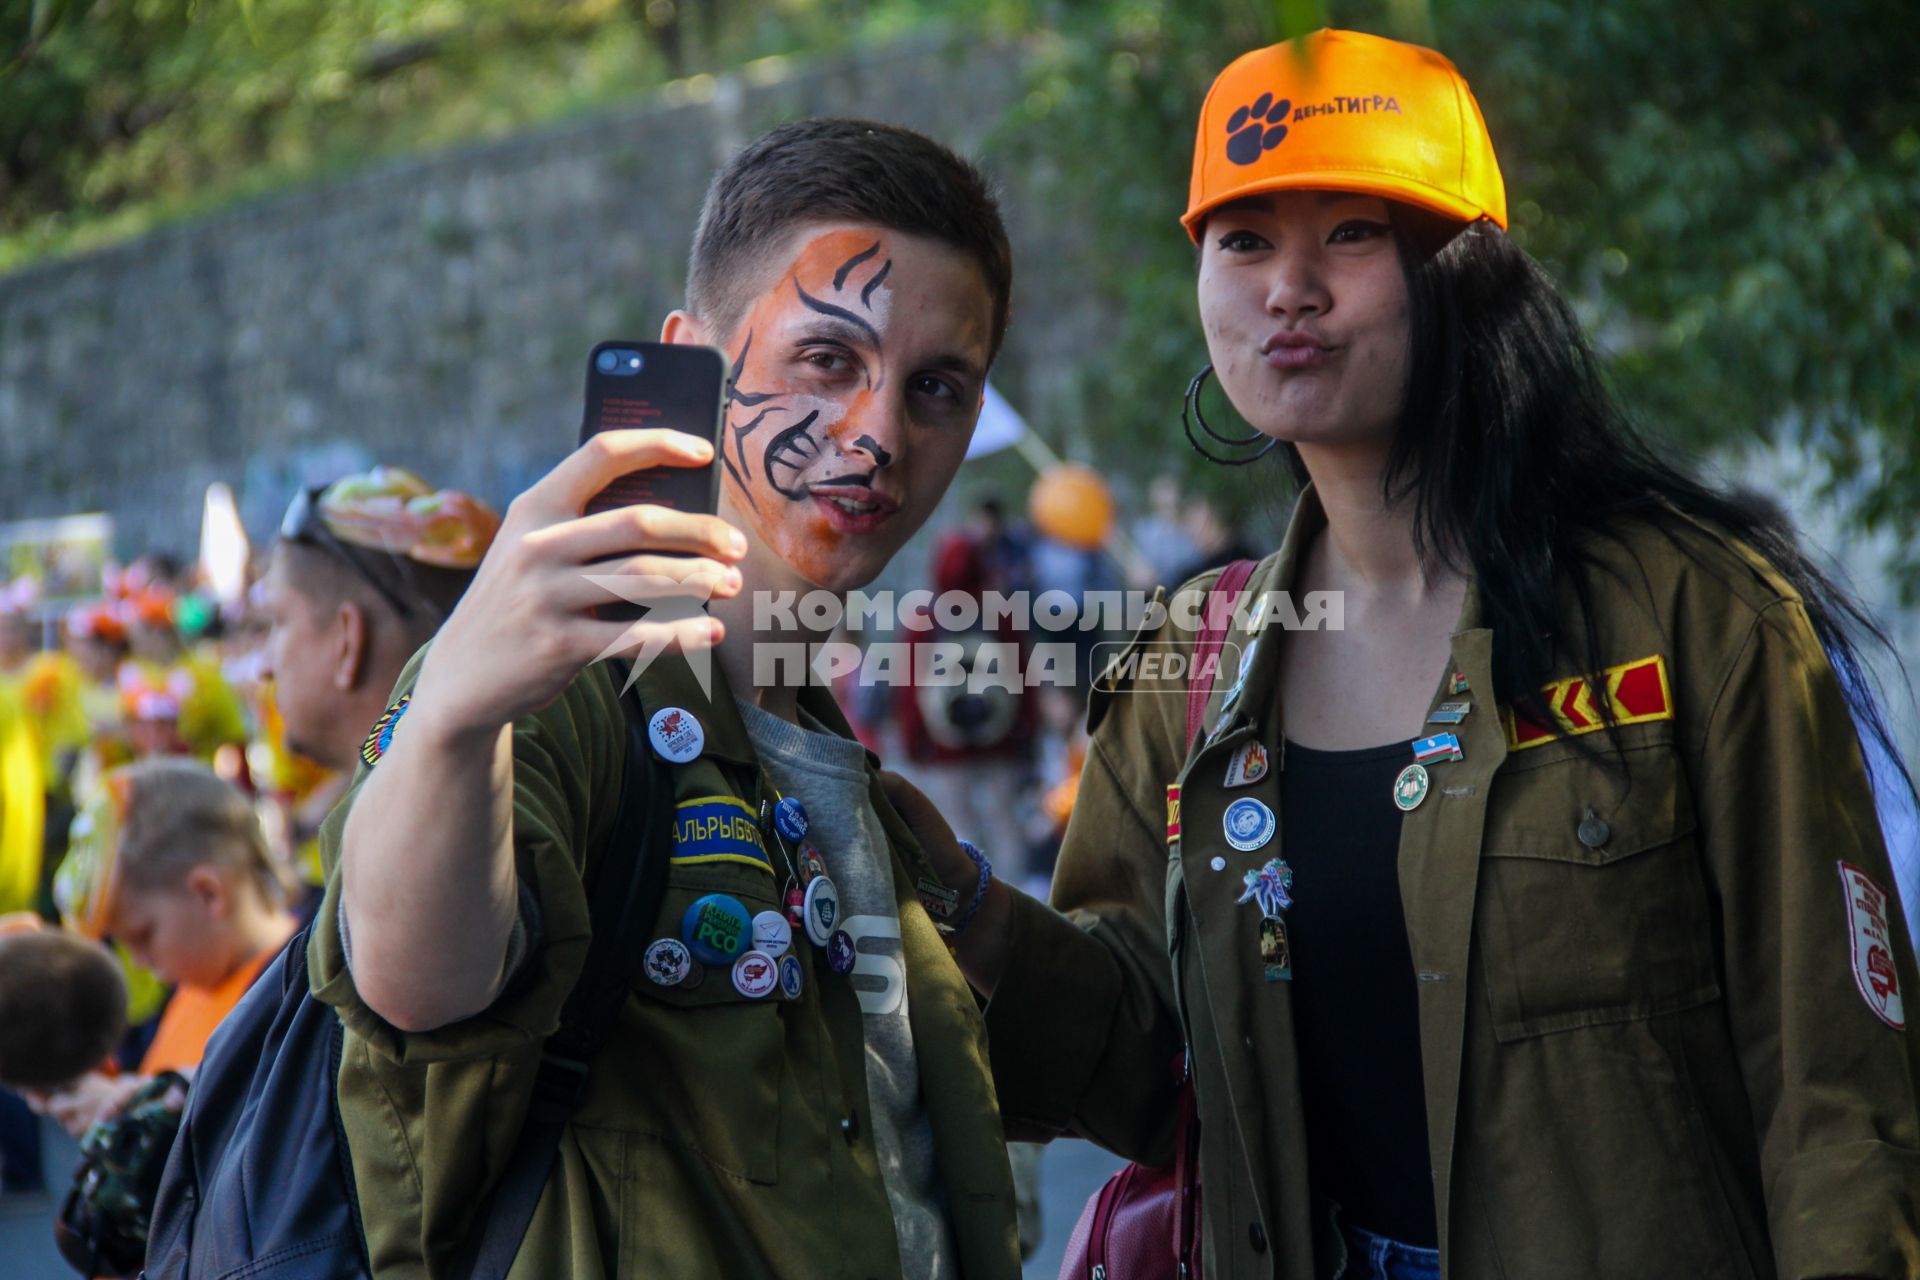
643;938;692;987
802;875;841;947
732;949;779;998
752;909;793;958
647;706;705;763
1222;797;1276;852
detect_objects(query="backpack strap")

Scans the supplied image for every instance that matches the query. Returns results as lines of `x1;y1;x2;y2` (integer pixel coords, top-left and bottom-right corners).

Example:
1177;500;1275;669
1186;558;1259;750
1171;557;1254;1274
456;664;670;1280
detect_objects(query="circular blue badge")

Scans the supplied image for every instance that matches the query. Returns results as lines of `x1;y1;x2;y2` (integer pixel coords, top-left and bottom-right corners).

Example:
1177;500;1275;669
681;894;752;967
1222;797;1276;853
779;954;804;1000
774;796;810;843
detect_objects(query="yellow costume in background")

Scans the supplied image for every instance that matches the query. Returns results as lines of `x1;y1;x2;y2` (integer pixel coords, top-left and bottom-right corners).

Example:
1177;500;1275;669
0;678;45;914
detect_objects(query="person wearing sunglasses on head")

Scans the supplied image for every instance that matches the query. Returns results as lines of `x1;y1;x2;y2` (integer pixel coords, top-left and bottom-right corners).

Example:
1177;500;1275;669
259;466;499;779
887;28;1920;1280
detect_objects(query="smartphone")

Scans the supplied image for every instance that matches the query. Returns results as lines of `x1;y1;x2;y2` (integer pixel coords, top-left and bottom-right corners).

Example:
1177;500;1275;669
580;340;727;517
579;340;728;619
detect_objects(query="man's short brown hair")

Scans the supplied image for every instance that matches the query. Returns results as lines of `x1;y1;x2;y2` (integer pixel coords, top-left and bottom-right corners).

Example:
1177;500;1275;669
0;929;128;1092
686;117;1013;359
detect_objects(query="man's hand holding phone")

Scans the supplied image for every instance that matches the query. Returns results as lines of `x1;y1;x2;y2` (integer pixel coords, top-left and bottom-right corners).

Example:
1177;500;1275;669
408;427;745;743
341;345;737;1033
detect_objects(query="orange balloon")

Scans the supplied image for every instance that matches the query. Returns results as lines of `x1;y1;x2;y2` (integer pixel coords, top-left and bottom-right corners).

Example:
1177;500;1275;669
1029;464;1116;551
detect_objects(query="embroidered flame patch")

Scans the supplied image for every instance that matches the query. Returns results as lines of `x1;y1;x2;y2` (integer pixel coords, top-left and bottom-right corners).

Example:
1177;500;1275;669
1503;654;1674;751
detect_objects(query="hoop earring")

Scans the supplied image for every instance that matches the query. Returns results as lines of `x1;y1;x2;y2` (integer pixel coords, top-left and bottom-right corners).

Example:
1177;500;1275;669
1182;364;1275;466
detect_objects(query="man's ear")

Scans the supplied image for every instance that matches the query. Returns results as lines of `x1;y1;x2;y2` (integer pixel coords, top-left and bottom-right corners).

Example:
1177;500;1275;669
333;600;369;693
661;310;710;346
185;865;229;920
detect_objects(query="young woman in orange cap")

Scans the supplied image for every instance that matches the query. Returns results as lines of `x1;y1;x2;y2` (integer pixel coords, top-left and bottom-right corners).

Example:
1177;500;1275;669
889;27;1920;1280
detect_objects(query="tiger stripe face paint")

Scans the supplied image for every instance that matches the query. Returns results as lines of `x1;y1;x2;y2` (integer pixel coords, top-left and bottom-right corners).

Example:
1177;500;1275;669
713;226;994;591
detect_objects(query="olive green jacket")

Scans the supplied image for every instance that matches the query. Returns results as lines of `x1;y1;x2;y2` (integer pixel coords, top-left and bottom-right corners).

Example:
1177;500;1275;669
986;489;1920;1279
310;651;1019;1279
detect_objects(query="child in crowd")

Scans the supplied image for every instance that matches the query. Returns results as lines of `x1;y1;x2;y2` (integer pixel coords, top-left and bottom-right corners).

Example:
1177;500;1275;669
0;917;129;1097
44;757;297;1136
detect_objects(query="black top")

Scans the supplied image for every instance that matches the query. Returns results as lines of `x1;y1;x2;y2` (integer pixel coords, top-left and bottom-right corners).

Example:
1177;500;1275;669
1279;738;1438;1246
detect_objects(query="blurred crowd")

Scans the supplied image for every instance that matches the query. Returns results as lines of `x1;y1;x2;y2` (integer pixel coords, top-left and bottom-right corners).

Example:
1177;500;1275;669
0;452;1252;1269
0;466;500;1246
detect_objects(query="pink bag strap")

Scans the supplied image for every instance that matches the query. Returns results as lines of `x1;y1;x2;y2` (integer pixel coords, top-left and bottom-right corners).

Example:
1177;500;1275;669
1185;559;1259;750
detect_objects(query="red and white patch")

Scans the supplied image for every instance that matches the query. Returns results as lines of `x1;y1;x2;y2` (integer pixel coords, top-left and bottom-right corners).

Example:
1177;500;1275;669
1224;740;1270;788
1838;862;1905;1029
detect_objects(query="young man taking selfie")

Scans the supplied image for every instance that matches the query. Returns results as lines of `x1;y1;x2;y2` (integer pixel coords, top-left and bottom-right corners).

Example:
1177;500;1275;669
311;118;1022;1278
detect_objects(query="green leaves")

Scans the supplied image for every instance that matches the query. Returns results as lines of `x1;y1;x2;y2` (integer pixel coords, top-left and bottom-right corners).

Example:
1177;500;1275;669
3;0;1913;580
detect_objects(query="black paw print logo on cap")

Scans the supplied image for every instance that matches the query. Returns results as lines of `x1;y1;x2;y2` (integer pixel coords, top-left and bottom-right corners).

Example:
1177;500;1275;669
1225;93;1292;166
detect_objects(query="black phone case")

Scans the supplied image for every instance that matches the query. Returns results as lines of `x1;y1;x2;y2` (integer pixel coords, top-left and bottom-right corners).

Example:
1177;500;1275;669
579;340;726;519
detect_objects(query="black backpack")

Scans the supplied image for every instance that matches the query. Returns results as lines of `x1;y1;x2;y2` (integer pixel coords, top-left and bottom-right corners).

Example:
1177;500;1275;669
144;673;669;1279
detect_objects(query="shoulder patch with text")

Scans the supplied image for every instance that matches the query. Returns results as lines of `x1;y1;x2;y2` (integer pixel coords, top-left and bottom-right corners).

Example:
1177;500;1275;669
671;796;771;872
1503;654;1674;751
360;695;412;768
1839;862;1905;1029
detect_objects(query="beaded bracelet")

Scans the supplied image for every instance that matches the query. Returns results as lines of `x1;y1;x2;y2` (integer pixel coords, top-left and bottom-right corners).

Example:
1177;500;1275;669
949;840;993;937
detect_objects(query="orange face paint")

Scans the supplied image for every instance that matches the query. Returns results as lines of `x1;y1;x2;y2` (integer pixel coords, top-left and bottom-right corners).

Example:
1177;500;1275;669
715;225;983;590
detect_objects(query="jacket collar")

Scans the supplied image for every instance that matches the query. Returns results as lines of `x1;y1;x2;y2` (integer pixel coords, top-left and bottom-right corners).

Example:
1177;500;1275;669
1221;483;1496;758
629;649;876;771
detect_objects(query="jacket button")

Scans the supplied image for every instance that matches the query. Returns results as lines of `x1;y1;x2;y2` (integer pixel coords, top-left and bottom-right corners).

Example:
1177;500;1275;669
1577;809;1611;848
841;1114;859;1142
1249;1223;1267;1253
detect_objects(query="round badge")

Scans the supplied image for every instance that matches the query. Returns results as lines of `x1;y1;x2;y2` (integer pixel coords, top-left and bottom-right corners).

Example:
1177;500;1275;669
826;930;856;975
774;796;810;843
1221;640;1258;708
732;949;779;999
1222;797;1276;852
1393;763;1430;812
681;893;751;966
648;706;705;763
779;953;804;1001
642;938;692;987
1209;856;1228;872
802;875;841;947
751;909;793;958
679;959;707;991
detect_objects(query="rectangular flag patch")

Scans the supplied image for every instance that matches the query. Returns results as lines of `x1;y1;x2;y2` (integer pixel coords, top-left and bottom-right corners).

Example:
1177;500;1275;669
1412;732;1463;764
1166;784;1182;845
671;796;771;872
1503;654;1675;751
1839;862;1906;1029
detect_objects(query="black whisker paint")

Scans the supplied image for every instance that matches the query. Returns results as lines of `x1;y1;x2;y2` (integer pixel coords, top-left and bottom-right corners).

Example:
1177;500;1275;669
764;412;823;500
860;260;892;310
832;242;882;291
793;281;881;348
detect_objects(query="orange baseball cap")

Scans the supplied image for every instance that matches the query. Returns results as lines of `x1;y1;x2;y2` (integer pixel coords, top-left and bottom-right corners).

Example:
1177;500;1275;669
1183;28;1506;241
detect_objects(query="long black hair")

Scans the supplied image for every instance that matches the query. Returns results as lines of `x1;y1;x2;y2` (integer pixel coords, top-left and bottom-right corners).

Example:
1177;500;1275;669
1276;210;1909;772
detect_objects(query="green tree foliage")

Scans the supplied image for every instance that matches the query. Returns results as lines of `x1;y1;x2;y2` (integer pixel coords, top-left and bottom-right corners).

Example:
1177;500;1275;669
991;0;1919;577
0;0;926;266
1448;0;1920;573
5;0;1916;576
